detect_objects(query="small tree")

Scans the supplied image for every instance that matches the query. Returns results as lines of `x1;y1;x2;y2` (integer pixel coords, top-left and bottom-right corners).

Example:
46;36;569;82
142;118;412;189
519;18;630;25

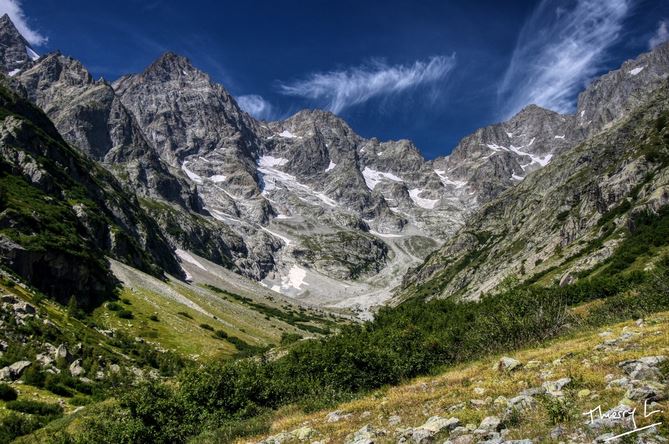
67;295;81;319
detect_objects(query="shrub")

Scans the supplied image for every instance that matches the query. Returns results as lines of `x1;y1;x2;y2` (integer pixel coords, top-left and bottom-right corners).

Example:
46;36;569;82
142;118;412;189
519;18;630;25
6;399;63;416
45;379;73;397
177;311;193;319
149;314;159;322
280;332;302;346
117;309;133;319
21;366;46;388
106;302;122;311
69;395;92;406
0;413;43;443
0;383;17;401
213;330;228;339
199;323;214;331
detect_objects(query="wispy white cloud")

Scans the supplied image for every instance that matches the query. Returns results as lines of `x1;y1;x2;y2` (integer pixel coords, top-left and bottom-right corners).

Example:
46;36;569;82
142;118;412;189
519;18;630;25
0;0;47;46
498;0;631;118
277;55;456;114
649;19;669;49
237;94;274;120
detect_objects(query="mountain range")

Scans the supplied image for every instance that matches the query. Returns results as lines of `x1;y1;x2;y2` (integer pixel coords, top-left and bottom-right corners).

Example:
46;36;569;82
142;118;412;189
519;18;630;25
1;13;667;319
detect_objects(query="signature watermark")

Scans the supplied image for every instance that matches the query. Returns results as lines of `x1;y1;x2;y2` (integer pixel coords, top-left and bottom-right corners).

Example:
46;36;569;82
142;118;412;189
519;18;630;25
583;400;663;441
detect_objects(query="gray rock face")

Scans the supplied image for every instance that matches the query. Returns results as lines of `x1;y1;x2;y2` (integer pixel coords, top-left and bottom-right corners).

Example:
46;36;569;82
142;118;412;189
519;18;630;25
0;14;39;75
0;86;183;303
15;52;200;210
400;45;669;301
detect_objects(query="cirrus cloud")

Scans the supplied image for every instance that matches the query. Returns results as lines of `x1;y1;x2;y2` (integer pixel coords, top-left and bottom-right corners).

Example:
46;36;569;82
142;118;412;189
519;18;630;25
237;94;274;120
649;19;669;49
277;55;456;114
0;0;47;46
498;0;631;118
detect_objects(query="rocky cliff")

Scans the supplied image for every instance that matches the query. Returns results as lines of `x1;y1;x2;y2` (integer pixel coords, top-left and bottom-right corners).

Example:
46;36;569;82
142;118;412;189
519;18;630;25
400;77;669;301
0;84;182;307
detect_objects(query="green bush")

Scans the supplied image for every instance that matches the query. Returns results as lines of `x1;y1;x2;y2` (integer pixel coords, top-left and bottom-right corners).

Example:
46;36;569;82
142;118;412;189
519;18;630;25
149;314;159;322
0;383;17;401
213;330;228;339
116;309;133;319
6;399;63;416
177;311;193;319
280;332;302;346
21;366;46;388
200;323;214;331
0;413;43;444
106;302;122;311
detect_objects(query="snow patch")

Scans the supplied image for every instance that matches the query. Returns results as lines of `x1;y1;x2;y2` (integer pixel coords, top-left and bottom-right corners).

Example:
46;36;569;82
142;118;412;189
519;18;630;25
490;141;553;168
362;167;403;190
325;161;336;172
208;208;241;223
26;46;39;61
175;249;207;271
369;230;404;238
181;161;203;184
8;69;20;77
278;130;298;138
629;66;645;76
258;156;289;168
511;173;524;181
506;132;513;138
258;157;337;207
554;135;565;139
408;189;439;209
486;143;508;152
279;265;308;291
434;170;467;188
209;175;227;183
260;226;292;245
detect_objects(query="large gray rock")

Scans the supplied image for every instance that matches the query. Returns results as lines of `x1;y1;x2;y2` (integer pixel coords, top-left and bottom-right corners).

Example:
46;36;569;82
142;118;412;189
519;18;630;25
0;360;31;380
69;359;86;377
494;357;522;372
345;424;386;444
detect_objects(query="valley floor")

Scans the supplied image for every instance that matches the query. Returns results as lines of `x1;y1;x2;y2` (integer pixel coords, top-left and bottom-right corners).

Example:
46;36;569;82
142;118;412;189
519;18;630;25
245;311;669;443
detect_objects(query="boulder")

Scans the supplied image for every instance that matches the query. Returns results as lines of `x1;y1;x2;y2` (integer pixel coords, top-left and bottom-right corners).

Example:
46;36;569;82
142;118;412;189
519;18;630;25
13;301;35;314
388;415;402;426
35;352;54;366
478;416;502;432
345;424;385;444
55;344;69;362
325;410;352;423
625;382;666;402
494;357;521;372
0;360;31;380
508;395;535;410
542;377;571;397
69;359;85;377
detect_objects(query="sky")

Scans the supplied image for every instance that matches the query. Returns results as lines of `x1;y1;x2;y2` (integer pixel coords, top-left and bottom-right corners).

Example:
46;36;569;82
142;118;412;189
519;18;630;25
5;0;669;159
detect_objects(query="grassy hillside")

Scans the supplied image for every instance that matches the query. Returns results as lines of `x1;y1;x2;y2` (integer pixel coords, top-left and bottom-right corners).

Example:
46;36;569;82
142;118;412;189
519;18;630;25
12;230;667;443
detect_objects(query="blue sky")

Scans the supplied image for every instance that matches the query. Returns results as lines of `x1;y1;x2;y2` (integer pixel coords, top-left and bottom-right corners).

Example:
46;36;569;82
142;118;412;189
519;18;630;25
6;0;669;159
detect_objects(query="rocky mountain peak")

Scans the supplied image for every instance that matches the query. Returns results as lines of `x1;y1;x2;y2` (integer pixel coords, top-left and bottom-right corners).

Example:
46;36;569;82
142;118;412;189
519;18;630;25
20;52;93;89
140;51;204;82
0;14;39;75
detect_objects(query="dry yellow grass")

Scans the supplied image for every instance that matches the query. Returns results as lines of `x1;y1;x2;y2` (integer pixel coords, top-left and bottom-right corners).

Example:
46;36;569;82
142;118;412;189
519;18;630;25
242;312;669;443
